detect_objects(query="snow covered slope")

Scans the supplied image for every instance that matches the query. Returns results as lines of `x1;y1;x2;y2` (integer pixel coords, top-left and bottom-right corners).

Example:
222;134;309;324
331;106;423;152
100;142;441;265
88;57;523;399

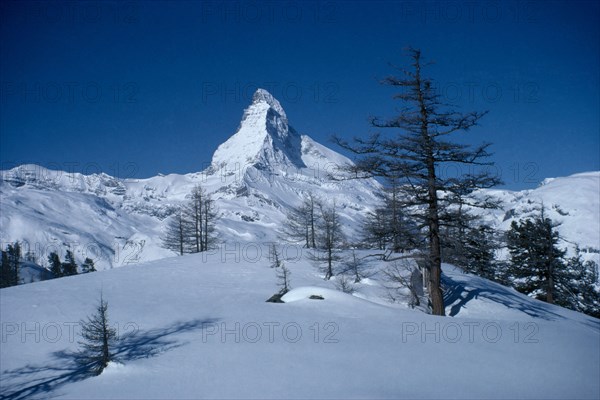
496;172;600;252
474;171;600;258
0;89;598;272
0;89;381;270
1;250;598;399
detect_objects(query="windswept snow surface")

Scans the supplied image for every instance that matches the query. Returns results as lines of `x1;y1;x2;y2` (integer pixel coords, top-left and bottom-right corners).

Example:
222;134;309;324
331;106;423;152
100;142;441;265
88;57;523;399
1;249;598;399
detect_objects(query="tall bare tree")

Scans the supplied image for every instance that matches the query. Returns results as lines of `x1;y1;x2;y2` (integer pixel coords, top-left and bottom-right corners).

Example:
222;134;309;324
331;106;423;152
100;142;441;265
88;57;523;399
163;185;219;255
282;191;319;248
186;184;218;252
309;201;344;280
334;48;501;315
201;194;218;251
162;206;190;256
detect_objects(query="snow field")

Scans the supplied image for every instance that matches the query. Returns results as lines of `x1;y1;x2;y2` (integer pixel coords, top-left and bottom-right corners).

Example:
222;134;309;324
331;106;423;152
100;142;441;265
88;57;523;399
1;247;598;399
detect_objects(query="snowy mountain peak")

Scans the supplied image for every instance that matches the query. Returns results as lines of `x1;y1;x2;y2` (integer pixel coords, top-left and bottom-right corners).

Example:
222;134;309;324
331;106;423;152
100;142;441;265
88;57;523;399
251;88;287;122
211;88;303;171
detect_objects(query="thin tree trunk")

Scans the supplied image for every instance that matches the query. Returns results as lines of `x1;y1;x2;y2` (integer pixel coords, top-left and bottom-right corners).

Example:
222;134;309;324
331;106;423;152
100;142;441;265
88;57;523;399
415;49;445;316
102;310;110;368
428;170;445;316
547;261;554;304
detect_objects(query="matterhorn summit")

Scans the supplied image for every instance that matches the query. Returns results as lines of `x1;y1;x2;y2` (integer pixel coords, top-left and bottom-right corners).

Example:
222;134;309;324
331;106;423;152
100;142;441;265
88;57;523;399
205;88;384;204
203;88;383;242
211;88;306;172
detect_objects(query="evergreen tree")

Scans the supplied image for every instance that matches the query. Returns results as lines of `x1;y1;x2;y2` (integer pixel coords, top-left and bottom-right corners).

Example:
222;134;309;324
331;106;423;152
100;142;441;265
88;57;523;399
565;248;600;317
81;257;97;273
439;180;501;277
62;250;79;276
48;251;63;278
187;185;204;253
1;250;15;288
506;209;570;305
362;207;389;251
24;250;37;263
460;225;499;281
201;194;218;251
439;196;477;268
334;48;501;315
78;294;118;375
4;242;21;286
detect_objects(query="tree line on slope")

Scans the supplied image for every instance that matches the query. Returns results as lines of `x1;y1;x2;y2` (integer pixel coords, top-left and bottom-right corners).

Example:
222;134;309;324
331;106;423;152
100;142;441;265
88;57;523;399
47;249;97;278
0;242;21;288
0;241;97;288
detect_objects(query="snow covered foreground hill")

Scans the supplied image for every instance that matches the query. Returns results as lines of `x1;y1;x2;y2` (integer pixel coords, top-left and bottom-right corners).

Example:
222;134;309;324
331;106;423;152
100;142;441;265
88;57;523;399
1;249;599;399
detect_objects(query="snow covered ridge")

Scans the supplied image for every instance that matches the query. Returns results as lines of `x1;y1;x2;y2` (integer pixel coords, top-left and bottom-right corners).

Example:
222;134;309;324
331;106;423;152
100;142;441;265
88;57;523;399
489;171;600;253
0;89;382;271
0;89;598;272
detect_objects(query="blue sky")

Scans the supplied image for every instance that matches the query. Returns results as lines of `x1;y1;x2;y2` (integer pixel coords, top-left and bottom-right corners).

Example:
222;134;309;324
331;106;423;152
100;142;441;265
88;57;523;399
1;0;598;190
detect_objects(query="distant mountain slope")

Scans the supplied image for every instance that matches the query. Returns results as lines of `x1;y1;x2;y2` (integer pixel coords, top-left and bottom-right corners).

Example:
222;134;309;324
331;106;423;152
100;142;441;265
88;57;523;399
480;171;600;255
0;89;382;270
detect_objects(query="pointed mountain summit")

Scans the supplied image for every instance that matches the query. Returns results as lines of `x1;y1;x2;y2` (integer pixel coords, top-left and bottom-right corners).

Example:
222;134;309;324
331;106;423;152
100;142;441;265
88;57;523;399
211;88;305;171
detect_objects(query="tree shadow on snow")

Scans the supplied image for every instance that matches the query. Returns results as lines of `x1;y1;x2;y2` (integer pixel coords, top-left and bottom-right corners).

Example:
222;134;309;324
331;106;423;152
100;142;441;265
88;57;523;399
442;273;570;322
0;318;219;400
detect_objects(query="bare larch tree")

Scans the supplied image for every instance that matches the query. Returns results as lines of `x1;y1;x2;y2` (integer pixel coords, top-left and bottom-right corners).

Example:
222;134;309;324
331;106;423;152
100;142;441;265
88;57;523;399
334;48;501;315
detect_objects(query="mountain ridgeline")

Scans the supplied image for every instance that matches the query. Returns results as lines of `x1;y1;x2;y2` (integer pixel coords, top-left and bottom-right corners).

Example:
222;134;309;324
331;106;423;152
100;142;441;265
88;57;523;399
0;89;382;270
1;89;599;277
